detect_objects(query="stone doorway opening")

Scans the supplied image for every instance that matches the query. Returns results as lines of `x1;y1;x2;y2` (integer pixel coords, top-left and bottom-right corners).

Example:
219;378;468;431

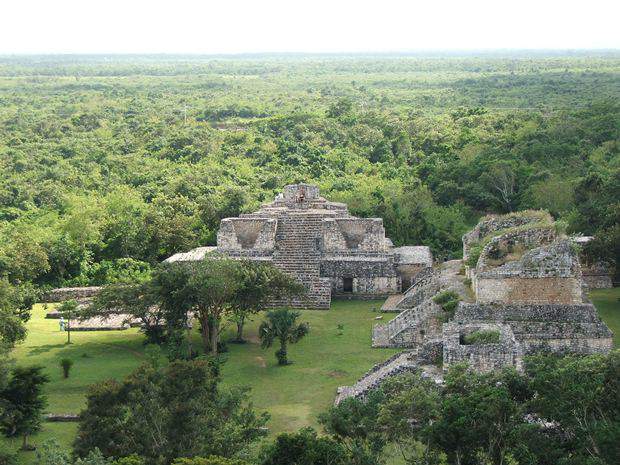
343;277;353;293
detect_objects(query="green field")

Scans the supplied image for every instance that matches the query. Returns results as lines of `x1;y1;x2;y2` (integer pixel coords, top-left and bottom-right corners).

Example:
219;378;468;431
591;287;620;347
2;299;399;463
2;288;619;463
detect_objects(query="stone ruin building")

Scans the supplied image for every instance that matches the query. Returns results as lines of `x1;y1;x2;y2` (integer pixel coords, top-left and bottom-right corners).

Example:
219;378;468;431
336;211;613;404
165;184;433;309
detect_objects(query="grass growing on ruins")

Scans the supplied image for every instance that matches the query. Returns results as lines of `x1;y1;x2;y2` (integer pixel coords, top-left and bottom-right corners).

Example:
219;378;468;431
2;300;399;463
591;287;620;347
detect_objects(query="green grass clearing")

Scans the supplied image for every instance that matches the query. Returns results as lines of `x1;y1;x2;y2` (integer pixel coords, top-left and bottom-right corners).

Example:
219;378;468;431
3;289;618;464
590;287;620;347
2;300;398;463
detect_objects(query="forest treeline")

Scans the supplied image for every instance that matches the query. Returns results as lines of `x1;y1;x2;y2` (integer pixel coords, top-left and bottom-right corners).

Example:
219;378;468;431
0;54;618;289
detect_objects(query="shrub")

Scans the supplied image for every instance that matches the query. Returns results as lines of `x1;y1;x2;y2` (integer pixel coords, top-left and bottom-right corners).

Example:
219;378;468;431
461;330;500;345
59;358;74;378
0;442;17;465
112;456;145;465
172;457;249;465
35;439;70;465
433;290;461;321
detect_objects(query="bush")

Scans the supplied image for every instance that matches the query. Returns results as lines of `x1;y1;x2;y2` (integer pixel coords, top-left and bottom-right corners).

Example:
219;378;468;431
0;443;17;465
59;358;74;378
462;330;500;345
35;439;70;465
172;457;249;465
112;456;145;465
433;290;461;321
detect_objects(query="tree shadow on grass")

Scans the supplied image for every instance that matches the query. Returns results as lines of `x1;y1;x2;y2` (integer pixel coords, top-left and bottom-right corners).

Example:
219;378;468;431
27;343;67;356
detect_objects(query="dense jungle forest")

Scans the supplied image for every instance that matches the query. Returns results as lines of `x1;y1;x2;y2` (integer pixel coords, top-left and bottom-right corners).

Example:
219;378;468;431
0;53;618;290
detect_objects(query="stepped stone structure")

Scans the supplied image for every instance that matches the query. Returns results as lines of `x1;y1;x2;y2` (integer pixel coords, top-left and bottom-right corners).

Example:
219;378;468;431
166;184;432;309
338;211;613;403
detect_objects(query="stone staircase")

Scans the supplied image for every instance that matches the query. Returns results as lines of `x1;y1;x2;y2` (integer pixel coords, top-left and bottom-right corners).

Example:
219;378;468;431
373;299;442;347
335;351;418;404
270;212;331;309
381;266;439;311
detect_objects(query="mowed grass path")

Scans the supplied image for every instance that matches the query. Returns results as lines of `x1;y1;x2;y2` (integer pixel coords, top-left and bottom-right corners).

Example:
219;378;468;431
3;299;398;463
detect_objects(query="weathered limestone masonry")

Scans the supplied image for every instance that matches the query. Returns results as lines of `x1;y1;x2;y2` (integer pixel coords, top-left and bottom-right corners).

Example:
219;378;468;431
442;321;524;373
462;212;547;262
453;302;613;356
336;211;614;402
166;184;432;309
474;239;583;304
41;286;102;303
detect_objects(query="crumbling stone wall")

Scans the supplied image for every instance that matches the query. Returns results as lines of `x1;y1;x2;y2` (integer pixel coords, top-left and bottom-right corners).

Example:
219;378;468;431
463;212;550;259
475;239;583;304
454;302;613;355
581;262;614;289
217;218;277;251
41;286;102;303
443;322;524;372
322;218;389;253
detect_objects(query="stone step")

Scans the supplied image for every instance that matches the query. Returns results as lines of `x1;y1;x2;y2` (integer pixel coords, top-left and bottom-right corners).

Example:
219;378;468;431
335;351;418;404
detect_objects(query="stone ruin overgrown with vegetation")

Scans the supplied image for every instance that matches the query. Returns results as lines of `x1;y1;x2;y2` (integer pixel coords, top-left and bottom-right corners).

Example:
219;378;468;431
165;184;433;309
337;210;614;403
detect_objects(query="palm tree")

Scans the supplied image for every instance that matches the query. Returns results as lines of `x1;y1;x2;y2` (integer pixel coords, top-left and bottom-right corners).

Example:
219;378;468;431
259;309;309;365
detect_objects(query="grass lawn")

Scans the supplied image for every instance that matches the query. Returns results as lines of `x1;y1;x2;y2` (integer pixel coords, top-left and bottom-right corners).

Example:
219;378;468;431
590;287;620;347
2;299;399;463
3;290;618;464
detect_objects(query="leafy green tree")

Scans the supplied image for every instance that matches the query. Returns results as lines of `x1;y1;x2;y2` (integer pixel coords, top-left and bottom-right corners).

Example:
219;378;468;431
259;309;309;365
183;259;240;355
73;358;267;464
525;352;620;465
259;428;348;465
431;364;522;465
0;366;49;450
377;374;443;465
231;261;304;343
35;439;71;465
57;300;79;344
319;391;386;465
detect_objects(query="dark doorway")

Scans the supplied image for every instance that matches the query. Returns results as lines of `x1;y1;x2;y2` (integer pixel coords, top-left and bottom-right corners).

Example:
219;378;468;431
343;277;353;293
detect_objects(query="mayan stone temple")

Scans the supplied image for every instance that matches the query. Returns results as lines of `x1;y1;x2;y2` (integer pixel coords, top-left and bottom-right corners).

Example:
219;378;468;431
335;210;614;404
166;184;432;308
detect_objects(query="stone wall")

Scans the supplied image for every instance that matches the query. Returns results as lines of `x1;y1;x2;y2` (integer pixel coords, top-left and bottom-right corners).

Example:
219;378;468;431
475;239;583;304
328;276;400;296
217;218;277;251
581;262;614;289
462;212;549;259
322;218;389;253
443;322;523;372
454;302;613;355
41;286;102;303
475;276;584;304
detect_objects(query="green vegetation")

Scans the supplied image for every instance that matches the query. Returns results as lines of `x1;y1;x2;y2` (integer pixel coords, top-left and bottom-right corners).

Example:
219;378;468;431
0;54;618;293
461;330;501;345
433;290;460;319
591;288;620;347
1;300;398;463
258;309;310;366
59;359;73;379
